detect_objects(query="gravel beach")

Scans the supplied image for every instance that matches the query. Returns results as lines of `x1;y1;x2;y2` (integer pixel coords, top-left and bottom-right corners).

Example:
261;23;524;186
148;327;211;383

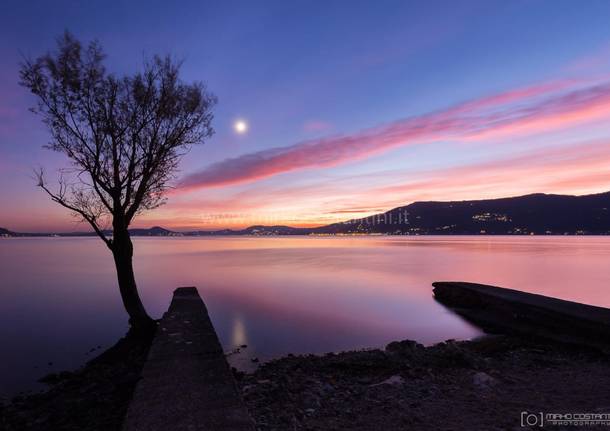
3;334;610;430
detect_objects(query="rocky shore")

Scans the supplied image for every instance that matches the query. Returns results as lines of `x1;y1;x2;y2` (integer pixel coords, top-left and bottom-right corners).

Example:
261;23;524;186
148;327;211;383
0;329;154;431
236;336;610;431
3;333;610;430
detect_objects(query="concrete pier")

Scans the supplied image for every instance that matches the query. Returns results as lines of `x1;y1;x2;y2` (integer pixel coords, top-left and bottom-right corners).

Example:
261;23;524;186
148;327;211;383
122;287;255;431
433;281;610;350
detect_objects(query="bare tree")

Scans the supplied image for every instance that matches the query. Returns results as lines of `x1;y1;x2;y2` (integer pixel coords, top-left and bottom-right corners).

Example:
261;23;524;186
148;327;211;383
20;32;216;331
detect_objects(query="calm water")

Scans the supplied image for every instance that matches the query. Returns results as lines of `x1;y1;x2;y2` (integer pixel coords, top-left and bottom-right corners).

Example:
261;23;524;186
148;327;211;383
1;236;610;396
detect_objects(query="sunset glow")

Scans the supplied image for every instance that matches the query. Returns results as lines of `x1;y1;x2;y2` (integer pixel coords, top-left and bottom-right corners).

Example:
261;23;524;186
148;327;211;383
2;2;610;232
5;3;610;424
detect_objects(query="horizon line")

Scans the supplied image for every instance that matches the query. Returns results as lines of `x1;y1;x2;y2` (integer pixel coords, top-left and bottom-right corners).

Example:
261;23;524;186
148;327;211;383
4;189;608;234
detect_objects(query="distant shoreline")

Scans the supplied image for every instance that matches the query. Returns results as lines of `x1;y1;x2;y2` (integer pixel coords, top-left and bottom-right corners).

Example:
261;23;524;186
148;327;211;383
3;231;610;238
3;190;610;237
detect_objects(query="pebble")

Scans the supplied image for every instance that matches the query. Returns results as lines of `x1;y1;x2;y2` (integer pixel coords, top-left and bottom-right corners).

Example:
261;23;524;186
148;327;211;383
370;375;405;387
472;371;497;388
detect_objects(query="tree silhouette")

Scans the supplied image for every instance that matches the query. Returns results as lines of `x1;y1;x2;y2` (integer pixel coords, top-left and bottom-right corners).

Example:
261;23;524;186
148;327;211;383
20;32;216;330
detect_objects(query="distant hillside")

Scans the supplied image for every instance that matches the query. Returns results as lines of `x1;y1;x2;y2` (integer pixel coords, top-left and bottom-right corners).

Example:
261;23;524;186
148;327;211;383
0;227;14;236
314;192;610;235
4;191;610;237
128;226;179;236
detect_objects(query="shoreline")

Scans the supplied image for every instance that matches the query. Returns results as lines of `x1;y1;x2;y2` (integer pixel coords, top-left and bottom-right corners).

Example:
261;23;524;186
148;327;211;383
237;335;610;430
0;330;154;431
3;332;610;430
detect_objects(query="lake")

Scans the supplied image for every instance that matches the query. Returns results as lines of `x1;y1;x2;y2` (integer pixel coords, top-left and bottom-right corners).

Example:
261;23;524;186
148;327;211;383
1;235;610;396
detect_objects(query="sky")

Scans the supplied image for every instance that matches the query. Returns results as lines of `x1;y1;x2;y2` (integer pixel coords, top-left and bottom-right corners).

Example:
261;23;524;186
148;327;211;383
2;0;610;232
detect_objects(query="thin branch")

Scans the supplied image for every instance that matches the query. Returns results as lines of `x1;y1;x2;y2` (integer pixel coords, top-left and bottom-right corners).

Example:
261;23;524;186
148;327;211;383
36;170;112;249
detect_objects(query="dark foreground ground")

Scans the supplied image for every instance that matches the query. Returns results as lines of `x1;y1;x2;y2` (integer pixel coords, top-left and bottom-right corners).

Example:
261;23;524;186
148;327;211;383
2;334;610;430
237;336;610;431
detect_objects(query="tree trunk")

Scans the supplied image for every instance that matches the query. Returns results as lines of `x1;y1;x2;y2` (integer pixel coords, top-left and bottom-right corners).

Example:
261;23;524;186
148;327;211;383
111;227;154;331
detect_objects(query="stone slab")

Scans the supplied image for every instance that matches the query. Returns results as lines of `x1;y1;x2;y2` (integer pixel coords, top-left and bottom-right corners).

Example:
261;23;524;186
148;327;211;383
122;287;255;431
433;281;610;350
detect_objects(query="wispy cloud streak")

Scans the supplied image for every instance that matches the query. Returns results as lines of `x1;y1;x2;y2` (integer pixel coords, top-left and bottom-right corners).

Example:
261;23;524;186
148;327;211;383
152;139;610;230
179;78;610;190
372;139;610;203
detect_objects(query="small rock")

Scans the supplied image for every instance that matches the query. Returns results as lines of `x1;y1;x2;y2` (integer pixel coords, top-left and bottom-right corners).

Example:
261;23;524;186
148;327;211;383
473;371;497;388
370;375;404;387
242;384;255;394
321;382;335;393
386;339;422;353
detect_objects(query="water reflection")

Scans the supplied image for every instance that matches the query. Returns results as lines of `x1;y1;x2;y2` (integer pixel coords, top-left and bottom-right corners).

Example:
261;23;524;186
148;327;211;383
1;236;610;395
231;314;248;348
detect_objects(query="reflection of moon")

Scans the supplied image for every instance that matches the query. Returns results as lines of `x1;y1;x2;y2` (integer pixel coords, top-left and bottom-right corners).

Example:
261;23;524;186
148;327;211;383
231;314;247;347
234;119;248;134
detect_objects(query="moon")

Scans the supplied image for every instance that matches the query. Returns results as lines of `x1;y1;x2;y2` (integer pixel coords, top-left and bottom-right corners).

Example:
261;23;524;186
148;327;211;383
234;119;248;134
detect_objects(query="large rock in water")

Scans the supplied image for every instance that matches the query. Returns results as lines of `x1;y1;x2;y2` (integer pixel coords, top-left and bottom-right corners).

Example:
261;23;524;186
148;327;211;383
433;281;610;351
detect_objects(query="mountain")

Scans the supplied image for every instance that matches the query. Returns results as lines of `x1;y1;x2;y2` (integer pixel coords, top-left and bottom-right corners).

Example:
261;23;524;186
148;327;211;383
0;227;15;236
128;226;181;236
313;192;610;235
3;191;610;237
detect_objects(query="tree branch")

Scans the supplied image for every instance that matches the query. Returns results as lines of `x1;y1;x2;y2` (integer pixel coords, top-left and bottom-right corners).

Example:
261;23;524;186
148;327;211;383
36;170;112;249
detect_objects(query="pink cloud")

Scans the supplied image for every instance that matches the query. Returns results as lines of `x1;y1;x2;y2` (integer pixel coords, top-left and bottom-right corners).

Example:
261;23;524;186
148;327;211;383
153;138;610;230
179;78;610;191
371;139;610;203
